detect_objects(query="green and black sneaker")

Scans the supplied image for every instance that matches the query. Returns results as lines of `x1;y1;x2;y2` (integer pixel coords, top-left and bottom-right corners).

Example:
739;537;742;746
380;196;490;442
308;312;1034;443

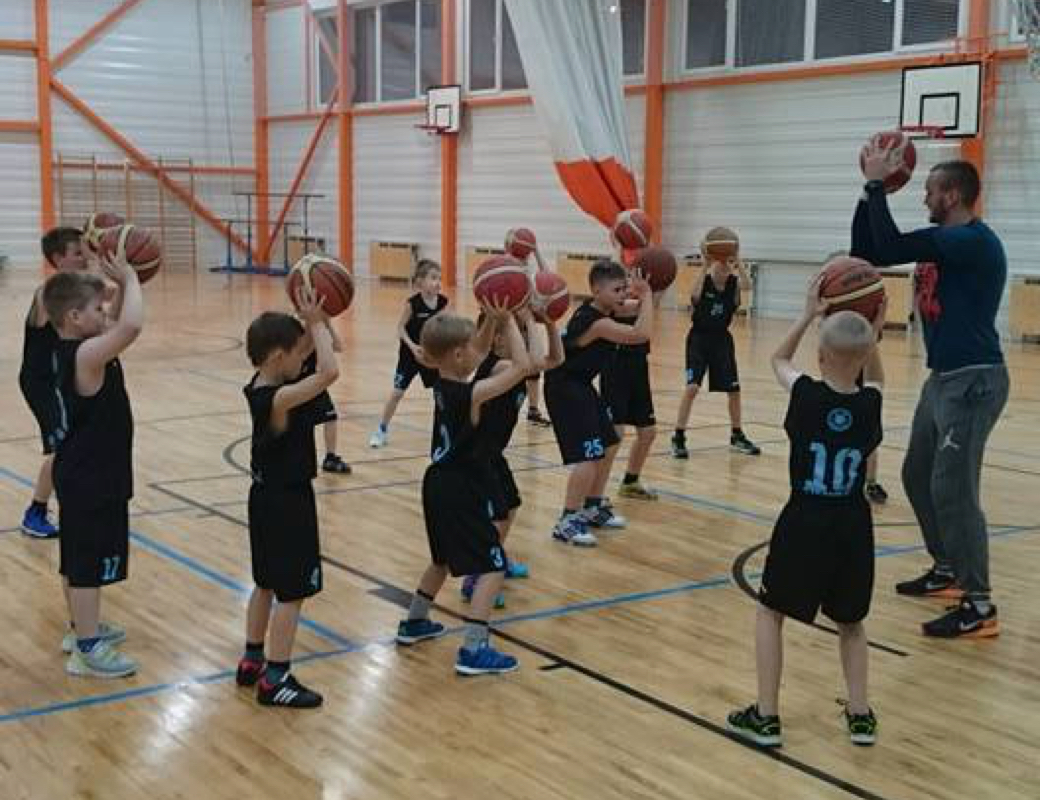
845;708;878;746
726;704;782;747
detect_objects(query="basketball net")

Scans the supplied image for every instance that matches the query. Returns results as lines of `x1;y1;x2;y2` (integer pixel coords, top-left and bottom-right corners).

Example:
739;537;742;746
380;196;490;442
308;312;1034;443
1013;0;1040;78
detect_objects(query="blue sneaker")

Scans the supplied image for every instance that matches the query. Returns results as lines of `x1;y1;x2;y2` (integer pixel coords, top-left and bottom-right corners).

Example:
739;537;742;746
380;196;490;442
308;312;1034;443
455;642;519;676
505;560;529;579
460;576;505;608
21;505;57;539
551;513;597;546
396;618;446;645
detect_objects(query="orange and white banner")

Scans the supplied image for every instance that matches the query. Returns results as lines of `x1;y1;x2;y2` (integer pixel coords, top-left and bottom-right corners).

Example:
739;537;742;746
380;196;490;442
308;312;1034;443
503;0;640;228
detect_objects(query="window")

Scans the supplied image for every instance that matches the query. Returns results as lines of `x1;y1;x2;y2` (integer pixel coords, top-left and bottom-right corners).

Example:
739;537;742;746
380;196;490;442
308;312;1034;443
902;0;960;46
318;2;441;106
621;0;647;76
815;0;894;59
685;0;727;69
467;0;527;91
736;0;806;66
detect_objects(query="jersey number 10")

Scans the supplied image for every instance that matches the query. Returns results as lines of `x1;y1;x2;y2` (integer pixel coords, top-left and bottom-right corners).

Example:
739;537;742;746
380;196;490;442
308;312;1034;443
804;443;862;497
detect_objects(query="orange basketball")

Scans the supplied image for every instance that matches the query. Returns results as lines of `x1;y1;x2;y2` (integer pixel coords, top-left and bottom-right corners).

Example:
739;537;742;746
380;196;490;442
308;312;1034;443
612;209;653;250
505;227;537;260
83;212;126;254
530;271;570;322
287;254;355;317
859;131;917;194
631;246;677;292
820;256;885;321
97;224;161;284
473;255;529;310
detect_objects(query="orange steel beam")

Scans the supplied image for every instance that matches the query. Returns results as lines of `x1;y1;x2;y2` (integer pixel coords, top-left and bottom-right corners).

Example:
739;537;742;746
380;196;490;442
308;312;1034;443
52;0;146;72
643;0;665;243
265;111;329;123
337;0;353;265
440;0;458;285
0;39;37;53
35;0;55;233
262;87;341;263
253;4;271;259
50;77;257;258
0;120;40;133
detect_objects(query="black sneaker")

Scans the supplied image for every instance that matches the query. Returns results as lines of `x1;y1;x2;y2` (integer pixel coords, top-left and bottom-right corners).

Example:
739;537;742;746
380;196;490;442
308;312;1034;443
865;482;889;504
922;599;999;639
845;708;878;746
322;453;352;474
257;673;323;708
895;567;963;600
527;407;551;427
671;433;689;460
235;657;265;687
730;433;761;456
726;704;782;747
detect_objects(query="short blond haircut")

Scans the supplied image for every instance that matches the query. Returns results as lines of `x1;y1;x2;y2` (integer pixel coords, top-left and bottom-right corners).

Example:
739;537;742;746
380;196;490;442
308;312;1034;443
420;313;475;359
819;310;874;357
41;271;105;328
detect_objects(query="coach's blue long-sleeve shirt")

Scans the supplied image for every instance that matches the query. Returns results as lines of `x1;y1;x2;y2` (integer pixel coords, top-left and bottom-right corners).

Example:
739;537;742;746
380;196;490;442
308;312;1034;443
850;184;1005;372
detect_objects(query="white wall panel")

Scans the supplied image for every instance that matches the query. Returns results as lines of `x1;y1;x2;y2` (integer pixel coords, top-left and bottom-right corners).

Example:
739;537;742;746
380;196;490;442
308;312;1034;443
353;115;440;275
270;121;339;265
0;0;35;40
458;95;646;281
0;135;43;268
0;55;37;119
267;6;306;116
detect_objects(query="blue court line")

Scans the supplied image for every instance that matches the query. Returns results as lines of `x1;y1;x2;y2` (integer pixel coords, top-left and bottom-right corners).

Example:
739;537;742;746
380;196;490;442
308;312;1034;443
0;466;356;651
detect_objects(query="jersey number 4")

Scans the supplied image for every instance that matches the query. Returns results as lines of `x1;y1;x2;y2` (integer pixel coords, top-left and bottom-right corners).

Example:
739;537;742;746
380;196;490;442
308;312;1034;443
804;443;862;497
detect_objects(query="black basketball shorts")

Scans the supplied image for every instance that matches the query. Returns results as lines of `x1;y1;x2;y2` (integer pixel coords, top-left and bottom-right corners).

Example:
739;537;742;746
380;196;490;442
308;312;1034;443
248;482;323;602
601;352;656;428
487;454;522;522
313;390;337;423
759;496;875;625
684;329;740;393
19;376;66;455
422;463;506;577
59;499;130;588
394;345;438;391
544;373;620;465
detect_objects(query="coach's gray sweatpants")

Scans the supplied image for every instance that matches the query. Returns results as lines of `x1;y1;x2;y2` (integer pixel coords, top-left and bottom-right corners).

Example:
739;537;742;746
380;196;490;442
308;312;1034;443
901;365;1009;598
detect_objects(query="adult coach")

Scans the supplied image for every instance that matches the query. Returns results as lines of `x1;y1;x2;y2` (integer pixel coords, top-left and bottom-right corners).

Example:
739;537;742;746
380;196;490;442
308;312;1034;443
856;147;1008;639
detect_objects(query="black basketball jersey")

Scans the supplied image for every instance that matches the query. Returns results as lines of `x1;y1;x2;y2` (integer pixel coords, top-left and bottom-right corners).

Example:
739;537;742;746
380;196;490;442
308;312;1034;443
612;312;649;356
19;297;59;390
692;273;739;333
474;353;526;454
551;301;614;382
404;292;448;342
429;377;483;468
784;375;882;500
52;340;134;504
245;376;325;486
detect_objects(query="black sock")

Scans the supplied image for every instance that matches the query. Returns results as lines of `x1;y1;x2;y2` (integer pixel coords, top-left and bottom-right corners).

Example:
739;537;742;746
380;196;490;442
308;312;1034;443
673;429;686;440
732;427;744;437
583;497;602;509
30;500;47;514
244;641;265;662
265;660;290;684
623;473;638;485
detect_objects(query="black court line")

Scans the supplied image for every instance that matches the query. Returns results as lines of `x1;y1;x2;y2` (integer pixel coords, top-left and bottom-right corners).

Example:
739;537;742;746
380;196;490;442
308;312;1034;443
730;542;910;658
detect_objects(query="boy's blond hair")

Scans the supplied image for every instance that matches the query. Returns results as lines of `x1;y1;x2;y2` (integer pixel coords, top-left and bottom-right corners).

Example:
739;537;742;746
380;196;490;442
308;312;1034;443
819;310;874;359
41;271;105;328
420;314;475;360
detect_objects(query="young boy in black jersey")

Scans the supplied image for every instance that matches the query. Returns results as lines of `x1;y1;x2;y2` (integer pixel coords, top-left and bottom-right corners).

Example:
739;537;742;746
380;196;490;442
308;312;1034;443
460;308;565;606
395;305;530;675
727;274;886;748
43;253;142;679
544;261;653;547
19;227;92;539
236;285;339;708
369;259;448;448
672;228;760;458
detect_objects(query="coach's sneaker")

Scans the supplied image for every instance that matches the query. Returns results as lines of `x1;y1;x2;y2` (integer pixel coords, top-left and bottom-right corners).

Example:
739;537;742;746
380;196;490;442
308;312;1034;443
865;481;889;504
368;427;388;448
895;567;963;600
726;704;782;747
460;575;505;608
922;598;999;639
844;708;878;746
730;432;761;456
618;480;658;501
61;622;126;654
396;618;447;645
235;657;266;687
455;642;519;676
671;432;689;460
20;504;57;539
322;453;352;474
257;672;323;708
65;640;137;679
552;513;597;547
583;499;627;529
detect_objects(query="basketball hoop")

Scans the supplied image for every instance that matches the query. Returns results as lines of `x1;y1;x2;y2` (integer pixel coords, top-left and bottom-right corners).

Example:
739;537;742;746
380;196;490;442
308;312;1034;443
898;125;947;140
1012;0;1040;78
414;123;451;136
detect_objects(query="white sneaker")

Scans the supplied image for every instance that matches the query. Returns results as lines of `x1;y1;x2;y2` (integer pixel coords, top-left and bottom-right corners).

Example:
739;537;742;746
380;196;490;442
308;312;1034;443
61;622;126;654
368;428;388;448
551;513;598;547
66;639;137;678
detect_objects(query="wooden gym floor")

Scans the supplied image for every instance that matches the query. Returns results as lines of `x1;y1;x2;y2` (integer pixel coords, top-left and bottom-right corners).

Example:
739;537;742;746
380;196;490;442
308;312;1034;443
0;268;1037;800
